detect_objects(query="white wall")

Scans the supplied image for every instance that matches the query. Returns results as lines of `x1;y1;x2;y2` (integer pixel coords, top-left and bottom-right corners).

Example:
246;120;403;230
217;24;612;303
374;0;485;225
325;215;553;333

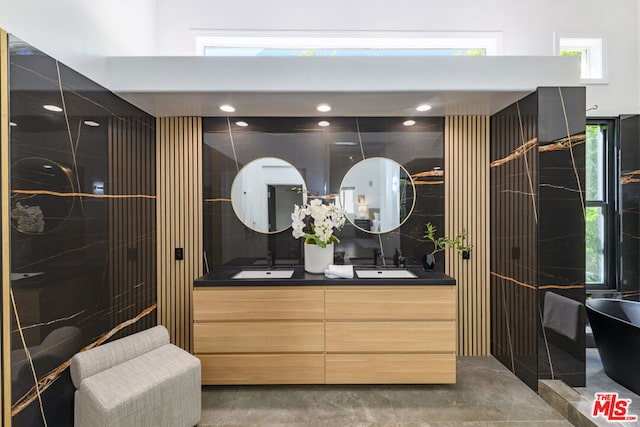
155;0;619;55
0;0;155;87
154;0;640;115
1;0;637;115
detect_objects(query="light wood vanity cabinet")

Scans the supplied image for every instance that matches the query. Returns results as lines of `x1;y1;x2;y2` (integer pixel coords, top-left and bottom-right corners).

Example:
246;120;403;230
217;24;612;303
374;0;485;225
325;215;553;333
193;286;325;384
193;284;456;385
324;286;456;384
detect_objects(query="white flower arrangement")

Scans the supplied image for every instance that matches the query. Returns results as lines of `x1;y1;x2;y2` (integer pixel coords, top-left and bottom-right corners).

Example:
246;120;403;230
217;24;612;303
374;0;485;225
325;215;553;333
291;199;346;248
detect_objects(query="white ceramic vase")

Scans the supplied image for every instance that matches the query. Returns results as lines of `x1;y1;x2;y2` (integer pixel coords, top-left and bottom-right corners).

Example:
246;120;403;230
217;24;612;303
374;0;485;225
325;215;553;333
304;242;334;274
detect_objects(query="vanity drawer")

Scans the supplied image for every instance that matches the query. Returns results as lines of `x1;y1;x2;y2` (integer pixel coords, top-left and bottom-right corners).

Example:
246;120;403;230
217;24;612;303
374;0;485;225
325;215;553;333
194;321;324;353
326;353;456;384
199;354;325;385
193;286;324;321
325;321;455;353
325;286;456;321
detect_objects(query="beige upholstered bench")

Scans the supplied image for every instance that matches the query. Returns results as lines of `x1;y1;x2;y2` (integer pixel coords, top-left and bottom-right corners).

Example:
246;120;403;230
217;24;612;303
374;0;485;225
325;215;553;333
70;325;201;427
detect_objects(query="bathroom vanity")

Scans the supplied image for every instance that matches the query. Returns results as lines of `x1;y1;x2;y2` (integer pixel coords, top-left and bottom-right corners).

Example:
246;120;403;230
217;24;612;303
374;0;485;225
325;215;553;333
193;267;456;385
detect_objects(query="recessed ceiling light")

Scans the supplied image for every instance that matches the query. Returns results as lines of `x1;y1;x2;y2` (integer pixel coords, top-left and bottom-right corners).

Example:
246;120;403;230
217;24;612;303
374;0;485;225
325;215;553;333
43;164;53;169
43;104;63;112
9;122;17;127
235;121;248;127
220;104;236;113
403;120;416;126
84;120;100;127
318;121;330;127
316;104;332;112
334;141;357;146
416;104;432;112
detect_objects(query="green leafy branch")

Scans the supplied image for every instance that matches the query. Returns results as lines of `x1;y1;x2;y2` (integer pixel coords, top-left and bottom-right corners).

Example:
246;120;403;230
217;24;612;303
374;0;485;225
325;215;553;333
423;222;473;256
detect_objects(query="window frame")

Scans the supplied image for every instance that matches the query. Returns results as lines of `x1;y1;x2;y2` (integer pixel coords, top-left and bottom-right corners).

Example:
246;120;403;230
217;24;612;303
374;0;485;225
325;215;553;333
194;31;502;56
585;118;619;292
554;34;607;84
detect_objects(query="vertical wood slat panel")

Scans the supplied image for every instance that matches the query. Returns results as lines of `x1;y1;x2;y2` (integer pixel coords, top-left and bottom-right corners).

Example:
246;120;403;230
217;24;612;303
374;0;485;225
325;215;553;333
470;117;477;354
157;120;164;330
178;117;184;346
195;125;202;347
445;116;490;356
482;116;490;355
156;117;203;352
174;117;180;346
171;117;178;344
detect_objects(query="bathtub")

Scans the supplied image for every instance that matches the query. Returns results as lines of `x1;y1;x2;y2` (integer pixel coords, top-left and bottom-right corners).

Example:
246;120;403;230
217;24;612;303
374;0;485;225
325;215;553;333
586;298;640;395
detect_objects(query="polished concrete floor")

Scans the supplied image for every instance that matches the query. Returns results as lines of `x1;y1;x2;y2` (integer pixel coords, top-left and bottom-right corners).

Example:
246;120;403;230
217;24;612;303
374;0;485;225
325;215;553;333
573;348;640;426
539;348;640;427
199;356;570;426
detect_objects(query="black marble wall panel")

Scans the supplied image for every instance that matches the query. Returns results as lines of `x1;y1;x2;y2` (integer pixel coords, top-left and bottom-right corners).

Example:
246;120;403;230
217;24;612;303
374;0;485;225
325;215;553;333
619;115;640;300
202;117;445;271
491;88;585;390
537;87;586;387
490;91;539;390
8;36;156;426
490;87;586;391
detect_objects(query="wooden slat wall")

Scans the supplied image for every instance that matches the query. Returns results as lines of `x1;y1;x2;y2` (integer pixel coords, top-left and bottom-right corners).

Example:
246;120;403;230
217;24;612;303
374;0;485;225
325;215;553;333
156;117;203;352
1;28;11;427
444;116;490;356
108;116;156;334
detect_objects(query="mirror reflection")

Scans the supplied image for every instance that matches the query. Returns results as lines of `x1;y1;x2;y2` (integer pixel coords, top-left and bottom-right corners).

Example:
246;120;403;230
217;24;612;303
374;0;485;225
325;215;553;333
11;157;75;235
339;157;415;234
231;157;307;234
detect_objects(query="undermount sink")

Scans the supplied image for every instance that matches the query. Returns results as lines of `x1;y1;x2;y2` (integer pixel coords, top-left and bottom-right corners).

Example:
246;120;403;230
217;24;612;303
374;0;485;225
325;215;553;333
355;269;417;279
232;269;295;279
11;272;44;281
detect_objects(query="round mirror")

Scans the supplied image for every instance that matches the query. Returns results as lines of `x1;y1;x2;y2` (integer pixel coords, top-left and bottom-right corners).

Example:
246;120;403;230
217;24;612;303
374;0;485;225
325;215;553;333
339;157;415;234
11;157;76;235
231;157;307;234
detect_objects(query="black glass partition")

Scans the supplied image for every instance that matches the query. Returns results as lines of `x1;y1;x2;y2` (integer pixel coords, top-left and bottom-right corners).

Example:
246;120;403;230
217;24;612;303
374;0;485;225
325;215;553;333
9;35;156;427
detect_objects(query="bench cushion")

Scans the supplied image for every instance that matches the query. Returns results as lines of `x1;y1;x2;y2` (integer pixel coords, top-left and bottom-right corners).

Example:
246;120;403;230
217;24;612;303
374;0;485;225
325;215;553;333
71;326;169;388
74;344;201;427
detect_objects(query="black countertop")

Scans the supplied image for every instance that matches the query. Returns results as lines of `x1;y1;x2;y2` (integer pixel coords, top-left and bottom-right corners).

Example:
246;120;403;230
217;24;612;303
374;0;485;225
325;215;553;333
195;265;455;287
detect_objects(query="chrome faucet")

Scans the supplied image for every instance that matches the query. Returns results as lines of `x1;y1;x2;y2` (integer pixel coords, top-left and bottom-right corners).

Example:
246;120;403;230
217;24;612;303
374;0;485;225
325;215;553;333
373;248;384;266
266;251;274;268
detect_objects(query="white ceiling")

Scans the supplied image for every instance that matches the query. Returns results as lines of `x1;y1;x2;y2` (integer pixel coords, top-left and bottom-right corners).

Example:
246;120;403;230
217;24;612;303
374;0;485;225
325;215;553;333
107;55;582;117
114;90;531;118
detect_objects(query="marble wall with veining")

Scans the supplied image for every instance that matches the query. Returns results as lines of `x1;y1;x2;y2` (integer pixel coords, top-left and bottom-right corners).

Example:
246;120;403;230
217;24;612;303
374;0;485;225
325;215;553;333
490;87;586;390
620;115;640;300
202;117;445;271
537;87;586;387
490;91;539;390
8;35;156;426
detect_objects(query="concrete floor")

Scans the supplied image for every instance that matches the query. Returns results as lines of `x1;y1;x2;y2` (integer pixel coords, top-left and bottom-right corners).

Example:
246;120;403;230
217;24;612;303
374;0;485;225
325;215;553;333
571;348;640;426
199;356;569;426
532;349;640;427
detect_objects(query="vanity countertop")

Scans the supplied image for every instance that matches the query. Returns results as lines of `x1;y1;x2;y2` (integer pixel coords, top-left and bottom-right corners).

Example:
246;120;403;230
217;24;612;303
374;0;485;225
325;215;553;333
194;266;455;286
10;264;104;289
